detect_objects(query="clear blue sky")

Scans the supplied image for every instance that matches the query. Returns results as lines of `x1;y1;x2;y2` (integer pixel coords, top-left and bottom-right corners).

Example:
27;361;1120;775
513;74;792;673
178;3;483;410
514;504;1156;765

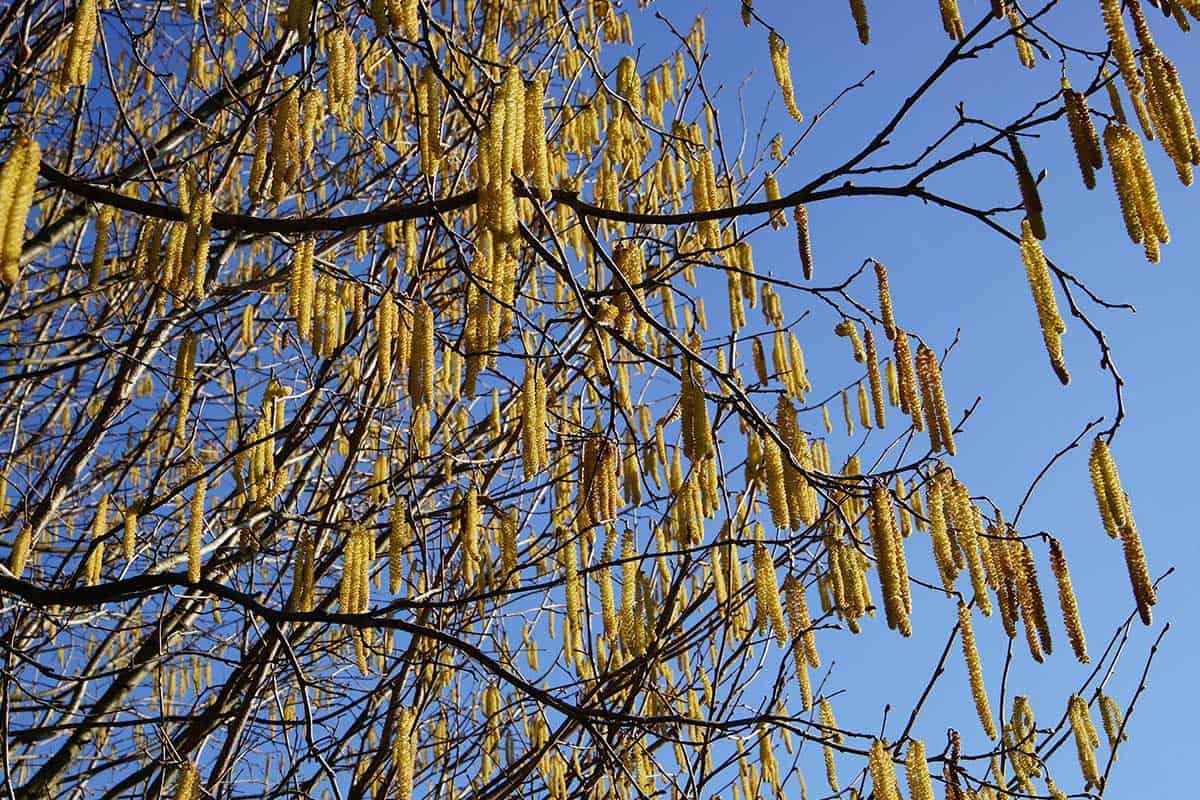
653;0;1198;795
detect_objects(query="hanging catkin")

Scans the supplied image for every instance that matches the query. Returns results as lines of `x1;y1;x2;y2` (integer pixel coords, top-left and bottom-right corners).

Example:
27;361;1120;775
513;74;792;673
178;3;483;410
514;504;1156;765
916;344;955;455
849;0;870;44
1063;77;1104;189
0;136;42;286
1019;219;1069;384
768;33;804;122
958;601;998;739
1048;537;1089;663
60;0;98;88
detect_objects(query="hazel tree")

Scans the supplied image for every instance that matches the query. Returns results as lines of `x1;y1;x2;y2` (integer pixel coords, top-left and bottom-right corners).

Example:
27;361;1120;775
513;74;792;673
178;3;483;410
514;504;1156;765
0;1;1190;799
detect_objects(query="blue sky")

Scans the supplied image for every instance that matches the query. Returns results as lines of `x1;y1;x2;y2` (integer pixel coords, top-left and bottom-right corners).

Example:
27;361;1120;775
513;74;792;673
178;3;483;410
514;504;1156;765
649;0;1198;795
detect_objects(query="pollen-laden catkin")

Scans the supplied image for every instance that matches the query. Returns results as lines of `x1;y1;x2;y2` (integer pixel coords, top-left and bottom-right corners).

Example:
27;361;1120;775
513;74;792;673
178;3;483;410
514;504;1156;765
523;75;552;201
849;0;870;44
833;320;865;363
1048;537;1089;663
1101;0;1141;98
1099;693;1126;751
764;172;787;229
285;0;313;43
904;739;935;800
893;329;924;430
1120;123;1170;262
869;482;911;636
873;261;896;340
1118;496;1156;625
270;89;301;202
389;497;408;594
521;361;549;478
375;293;396;388
393;707;418;800
938;0;966;39
417;67;443;177
768;32;804;122
958;601;998;739
1089;435;1126;539
1016;542;1053;657
60;0;98;88
916;344;954;455
763;435;790;529
0;135;42;286
681;360;715;462
868;739;901;800
816;698;841;791
1063;78;1104;189
1008;6;1036;68
865;329;886;429
1008;133;1046;241
123;504;138;562
1068;694;1102;787
784;573;820;668
10;524;32;579
753;544;788;646
408;300;435;407
794;205;814;279
188;463;206;584
1020;218;1069;384
175;761;201;800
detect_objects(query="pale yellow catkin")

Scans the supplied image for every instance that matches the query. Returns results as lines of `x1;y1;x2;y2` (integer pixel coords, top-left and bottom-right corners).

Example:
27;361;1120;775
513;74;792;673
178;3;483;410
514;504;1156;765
768;32;804;122
9;525;32;579
904;739;935;800
1049;537;1089;663
794;205;814;279
1019;218;1069;384
938;0;966;39
916;344;955;455
188;465;206;584
60;0;98;88
753;544;788;646
865;329;886;428
868;739;901;800
958;601;997;739
0;136;42;286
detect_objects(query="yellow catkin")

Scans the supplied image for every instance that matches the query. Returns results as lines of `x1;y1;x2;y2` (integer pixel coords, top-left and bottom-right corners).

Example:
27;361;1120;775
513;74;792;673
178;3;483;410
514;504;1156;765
89;204;114;288
958;601;997;739
10;525;31;579
1069;694;1102;787
819;699;841;792
524;75;552;201
784;574;820;668
794;205;814;279
175;762;200;800
1008;6;1036;68
188;464;205;584
865;330;886;428
1103;122;1146;247
0;136;42;286
754;544;788;646
1099;693;1126;750
904;740;935;800
849;0;870;44
916;344;954;455
1089;436;1126;538
1048;537;1089;663
763;436;790;529
1019;218;1069;384
1063;78;1104;189
938;0;966;39
409;300;435;406
893;329;924;430
834;320;866;362
60;0;98;88
768;33;804;122
123;506;138;562
869;482;911;636
394;707;417;800
874;261;896;340
1120;123;1170;262
840;388;854;437
1018;542;1053;656
868;739;901;800
1100;0;1141;98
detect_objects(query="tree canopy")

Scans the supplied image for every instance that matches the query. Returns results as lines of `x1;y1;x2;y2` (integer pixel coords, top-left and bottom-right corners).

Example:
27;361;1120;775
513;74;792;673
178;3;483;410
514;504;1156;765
0;1;1192;799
